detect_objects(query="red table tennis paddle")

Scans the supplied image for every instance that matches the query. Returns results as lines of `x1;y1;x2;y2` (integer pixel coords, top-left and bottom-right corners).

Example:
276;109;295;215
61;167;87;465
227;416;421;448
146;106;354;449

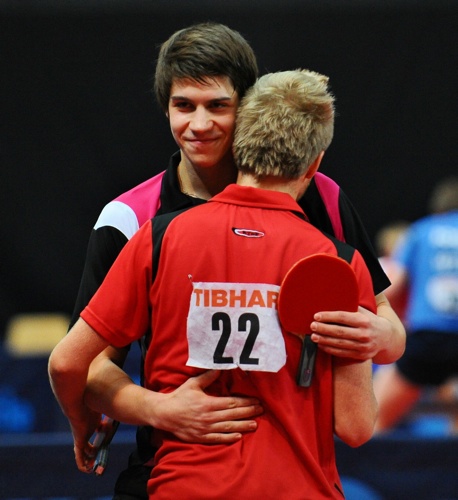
278;253;359;387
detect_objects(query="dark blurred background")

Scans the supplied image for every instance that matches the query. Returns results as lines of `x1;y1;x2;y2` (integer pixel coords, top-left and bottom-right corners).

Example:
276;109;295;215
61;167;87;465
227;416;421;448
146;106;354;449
1;1;457;498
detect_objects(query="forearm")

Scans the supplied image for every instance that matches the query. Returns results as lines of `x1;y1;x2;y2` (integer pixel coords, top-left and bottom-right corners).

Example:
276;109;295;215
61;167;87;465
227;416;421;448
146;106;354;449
49;319;116;472
49;359;100;473
372;293;406;365
49;319;111;435
333;358;378;447
88;365;264;444
48;336;101;443
49;354;89;423
85;352;159;427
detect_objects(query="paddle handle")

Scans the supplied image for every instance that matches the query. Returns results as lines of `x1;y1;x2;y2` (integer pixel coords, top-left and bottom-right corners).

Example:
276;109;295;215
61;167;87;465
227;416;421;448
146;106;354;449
297;336;317;387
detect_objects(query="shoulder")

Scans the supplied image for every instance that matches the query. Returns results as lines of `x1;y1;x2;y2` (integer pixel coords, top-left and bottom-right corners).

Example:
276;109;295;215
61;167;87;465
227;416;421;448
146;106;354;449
153;207;194;236
114;171;166;206
300;173;344;240
95;171;166;239
303;173;341;205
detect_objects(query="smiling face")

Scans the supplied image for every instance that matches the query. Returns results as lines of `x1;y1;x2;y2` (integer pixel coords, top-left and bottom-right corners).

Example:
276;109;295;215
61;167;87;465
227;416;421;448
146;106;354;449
168;76;240;171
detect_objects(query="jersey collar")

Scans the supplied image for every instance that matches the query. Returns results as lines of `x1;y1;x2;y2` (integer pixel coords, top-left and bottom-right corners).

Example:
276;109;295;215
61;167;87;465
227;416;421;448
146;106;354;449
158;151;205;214
210;184;307;220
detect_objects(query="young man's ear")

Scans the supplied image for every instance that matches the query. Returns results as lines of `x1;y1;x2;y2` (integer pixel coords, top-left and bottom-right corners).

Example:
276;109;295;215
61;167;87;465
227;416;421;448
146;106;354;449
305;151;325;179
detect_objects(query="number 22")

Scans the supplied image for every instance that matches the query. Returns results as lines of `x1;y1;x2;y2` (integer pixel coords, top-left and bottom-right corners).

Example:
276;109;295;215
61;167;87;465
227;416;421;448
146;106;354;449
212;312;260;365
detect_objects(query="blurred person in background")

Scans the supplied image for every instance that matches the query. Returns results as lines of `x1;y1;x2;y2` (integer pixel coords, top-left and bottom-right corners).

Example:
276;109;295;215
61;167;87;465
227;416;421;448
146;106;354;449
374;177;458;434
375;220;410;323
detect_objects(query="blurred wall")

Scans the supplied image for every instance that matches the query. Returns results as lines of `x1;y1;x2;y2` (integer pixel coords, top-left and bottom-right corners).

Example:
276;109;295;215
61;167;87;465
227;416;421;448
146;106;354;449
2;0;458;331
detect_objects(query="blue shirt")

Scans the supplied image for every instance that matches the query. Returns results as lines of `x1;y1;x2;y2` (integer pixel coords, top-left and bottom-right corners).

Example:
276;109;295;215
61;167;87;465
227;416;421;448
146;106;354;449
395;210;458;333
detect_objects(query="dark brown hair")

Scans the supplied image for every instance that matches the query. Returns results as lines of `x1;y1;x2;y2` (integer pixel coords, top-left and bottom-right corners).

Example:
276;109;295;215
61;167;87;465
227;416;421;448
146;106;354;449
154;22;258;112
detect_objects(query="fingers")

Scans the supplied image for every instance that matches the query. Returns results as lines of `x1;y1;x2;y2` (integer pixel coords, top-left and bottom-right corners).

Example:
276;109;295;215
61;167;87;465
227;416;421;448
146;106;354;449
197;396;262;418
311;329;370;349
209;418;258;435
74;442;97;473
312;310;362;328
166;370;264;445
311;331;377;360
190;369;222;389
311;311;371;341
314;343;369;360
215;401;263;420
189;370;262;411
225;395;262;409
196;432;244;444
310;324;360;347
175;417;259;444
310;310;377;360
311;329;354;344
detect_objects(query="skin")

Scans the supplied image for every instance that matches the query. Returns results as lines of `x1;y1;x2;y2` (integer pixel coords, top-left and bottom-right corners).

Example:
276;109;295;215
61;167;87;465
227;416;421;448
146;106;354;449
64;76;404;470
372;267;420;433
167;76;239;199
311;292;405;364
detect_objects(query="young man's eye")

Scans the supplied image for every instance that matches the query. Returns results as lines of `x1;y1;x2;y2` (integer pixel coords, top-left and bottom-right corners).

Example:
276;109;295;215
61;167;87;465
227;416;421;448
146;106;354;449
210;101;228;109
170;98;193;110
175;101;191;109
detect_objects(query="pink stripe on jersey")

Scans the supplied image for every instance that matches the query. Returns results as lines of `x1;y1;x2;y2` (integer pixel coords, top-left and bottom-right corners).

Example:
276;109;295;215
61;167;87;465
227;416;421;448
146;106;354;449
314;172;344;241
115;170;165;228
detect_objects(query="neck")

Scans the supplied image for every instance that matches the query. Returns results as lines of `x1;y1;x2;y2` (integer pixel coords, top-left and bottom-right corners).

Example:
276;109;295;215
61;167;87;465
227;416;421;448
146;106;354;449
237;172;310;201
178;156;237;200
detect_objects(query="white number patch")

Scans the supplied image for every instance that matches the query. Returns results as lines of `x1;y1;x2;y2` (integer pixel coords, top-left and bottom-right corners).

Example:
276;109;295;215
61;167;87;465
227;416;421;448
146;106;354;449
186;282;286;372
427;275;458;314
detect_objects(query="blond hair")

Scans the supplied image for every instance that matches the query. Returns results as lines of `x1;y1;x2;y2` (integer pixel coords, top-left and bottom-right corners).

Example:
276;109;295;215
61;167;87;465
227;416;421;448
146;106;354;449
428;176;458;214
233;69;335;179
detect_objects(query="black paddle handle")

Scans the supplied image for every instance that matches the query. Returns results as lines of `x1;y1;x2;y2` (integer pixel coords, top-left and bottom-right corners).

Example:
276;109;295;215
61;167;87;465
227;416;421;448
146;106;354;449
297;336;317;387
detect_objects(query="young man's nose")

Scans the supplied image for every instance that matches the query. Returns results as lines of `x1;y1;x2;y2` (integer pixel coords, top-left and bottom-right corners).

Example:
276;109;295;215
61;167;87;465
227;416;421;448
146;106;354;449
190;107;212;131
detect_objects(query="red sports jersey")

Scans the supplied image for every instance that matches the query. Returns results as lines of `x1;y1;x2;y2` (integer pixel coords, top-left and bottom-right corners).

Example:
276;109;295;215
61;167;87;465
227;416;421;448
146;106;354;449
82;184;376;500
